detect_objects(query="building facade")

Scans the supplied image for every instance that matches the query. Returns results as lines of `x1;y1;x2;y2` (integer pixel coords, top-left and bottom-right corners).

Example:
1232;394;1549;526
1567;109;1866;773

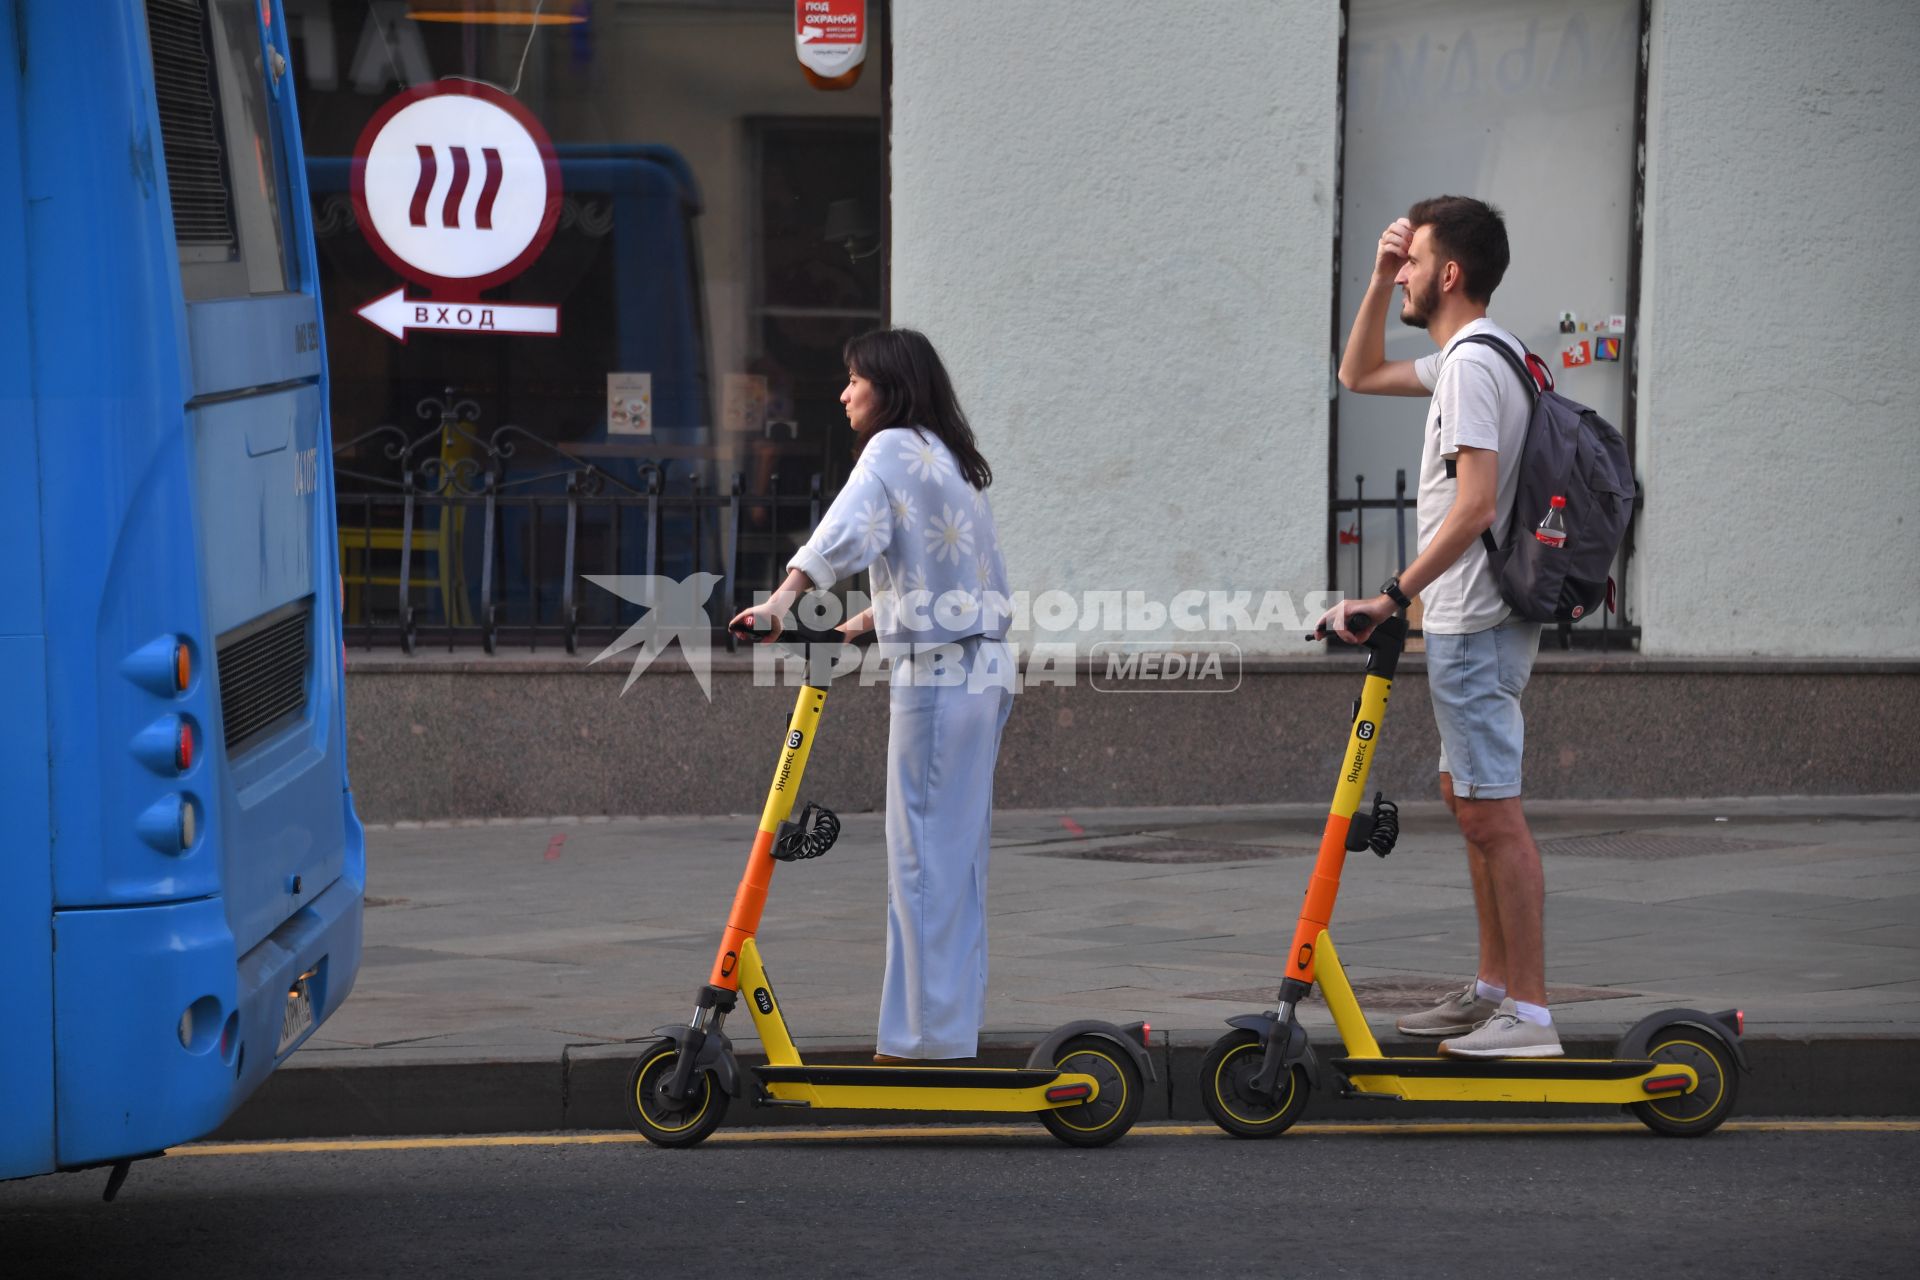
311;1;1919;818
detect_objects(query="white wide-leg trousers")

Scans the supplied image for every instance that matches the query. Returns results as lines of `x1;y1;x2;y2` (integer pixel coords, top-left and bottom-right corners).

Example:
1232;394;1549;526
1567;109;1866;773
875;637;1015;1059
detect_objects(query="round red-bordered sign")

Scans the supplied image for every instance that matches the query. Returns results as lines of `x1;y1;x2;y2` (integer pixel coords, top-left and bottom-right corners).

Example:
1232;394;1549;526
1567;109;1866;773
350;80;563;300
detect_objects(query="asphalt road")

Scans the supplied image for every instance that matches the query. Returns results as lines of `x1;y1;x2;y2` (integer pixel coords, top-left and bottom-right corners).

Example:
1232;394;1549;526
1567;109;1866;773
4;1122;1916;1279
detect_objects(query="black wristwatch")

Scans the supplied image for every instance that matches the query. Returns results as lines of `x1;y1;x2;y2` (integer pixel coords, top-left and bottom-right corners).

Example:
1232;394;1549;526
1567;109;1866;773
1379;576;1412;610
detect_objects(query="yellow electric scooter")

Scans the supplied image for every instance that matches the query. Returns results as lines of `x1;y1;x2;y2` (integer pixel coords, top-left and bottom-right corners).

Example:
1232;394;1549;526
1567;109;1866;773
628;610;1152;1148
1200;613;1746;1139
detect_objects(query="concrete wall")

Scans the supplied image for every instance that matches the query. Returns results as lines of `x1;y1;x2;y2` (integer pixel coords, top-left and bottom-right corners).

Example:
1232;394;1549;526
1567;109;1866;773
888;0;1340;655
1635;0;1920;656
341;655;1920;821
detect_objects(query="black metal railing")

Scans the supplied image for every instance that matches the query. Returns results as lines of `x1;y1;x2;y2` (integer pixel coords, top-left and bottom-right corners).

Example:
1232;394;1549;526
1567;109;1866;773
333;395;823;655
1330;468;1643;651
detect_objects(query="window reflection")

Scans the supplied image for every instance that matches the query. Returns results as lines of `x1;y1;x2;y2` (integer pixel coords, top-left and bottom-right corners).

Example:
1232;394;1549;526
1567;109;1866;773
293;1;884;644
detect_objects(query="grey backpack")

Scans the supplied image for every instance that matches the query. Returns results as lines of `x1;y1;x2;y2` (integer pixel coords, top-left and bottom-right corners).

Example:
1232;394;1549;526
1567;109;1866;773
1455;334;1635;623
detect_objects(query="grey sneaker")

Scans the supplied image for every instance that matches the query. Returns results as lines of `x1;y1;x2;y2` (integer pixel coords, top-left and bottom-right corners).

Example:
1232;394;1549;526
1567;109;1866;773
1438;999;1564;1059
1395;983;1500;1037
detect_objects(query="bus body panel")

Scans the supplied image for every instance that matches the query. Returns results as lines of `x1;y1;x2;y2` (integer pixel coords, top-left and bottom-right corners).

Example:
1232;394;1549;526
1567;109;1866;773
3;0;363;1179
51;866;361;1167
28;0;211;912
185;294;325;397
0;638;57;1179
0;0;57;1184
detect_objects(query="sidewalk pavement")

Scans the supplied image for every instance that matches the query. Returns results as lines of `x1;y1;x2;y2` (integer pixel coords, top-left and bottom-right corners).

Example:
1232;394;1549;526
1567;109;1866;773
218;795;1920;1137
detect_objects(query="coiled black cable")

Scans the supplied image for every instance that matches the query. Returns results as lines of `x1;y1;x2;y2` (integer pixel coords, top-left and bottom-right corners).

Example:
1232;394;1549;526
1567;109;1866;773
772;802;840;862
1367;795;1400;858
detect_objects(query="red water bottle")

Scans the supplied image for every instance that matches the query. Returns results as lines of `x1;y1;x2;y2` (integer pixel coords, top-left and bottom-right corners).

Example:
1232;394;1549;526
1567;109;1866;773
1535;495;1568;548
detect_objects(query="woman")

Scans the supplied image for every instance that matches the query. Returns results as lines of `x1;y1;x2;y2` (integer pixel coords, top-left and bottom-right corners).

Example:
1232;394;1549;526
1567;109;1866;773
729;328;1014;1064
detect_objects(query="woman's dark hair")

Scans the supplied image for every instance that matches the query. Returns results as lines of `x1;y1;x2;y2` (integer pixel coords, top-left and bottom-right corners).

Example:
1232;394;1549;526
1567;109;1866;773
843;327;993;489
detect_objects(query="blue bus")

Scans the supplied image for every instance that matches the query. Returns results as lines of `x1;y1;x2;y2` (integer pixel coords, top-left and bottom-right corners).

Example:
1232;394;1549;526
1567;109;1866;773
0;0;362;1187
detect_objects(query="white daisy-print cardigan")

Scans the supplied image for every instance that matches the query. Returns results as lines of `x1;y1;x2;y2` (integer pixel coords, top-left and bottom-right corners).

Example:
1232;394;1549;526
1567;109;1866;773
787;427;1011;644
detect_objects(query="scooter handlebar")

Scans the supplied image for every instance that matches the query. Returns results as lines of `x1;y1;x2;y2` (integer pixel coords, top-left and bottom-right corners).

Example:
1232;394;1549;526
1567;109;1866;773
1306;611;1409;677
729;615;866;649
1306;611;1374;642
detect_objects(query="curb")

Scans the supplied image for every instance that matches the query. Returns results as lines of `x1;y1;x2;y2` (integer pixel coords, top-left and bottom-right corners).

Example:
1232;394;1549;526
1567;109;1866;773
212;1032;1920;1141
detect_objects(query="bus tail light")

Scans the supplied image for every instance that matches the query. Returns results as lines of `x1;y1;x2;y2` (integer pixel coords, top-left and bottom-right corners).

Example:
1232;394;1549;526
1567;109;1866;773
177;995;222;1053
123;635;195;697
132;715;196;775
137;794;197;854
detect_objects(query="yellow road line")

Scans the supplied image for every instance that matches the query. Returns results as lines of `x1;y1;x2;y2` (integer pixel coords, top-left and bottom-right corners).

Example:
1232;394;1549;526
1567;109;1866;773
173;1118;1920;1157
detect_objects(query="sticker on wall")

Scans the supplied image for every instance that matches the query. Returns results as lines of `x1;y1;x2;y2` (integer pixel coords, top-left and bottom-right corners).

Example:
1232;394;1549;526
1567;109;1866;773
722;374;770;436
608;373;653;436
1557;311;1578;334
1593;337;1622;362
351;80;564;341
796;0;866;90
1561;340;1592;369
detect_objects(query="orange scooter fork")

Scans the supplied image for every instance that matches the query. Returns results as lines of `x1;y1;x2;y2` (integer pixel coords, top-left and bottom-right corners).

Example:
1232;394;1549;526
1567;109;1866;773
708;682;827;990
1282;617;1406;989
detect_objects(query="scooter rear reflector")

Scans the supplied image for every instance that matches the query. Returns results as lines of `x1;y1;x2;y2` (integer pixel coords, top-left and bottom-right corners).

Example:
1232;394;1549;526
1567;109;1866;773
1642;1075;1691;1095
1046;1084;1093;1103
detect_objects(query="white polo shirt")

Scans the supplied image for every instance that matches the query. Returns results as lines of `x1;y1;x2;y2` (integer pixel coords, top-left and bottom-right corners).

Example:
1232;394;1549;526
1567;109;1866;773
1412;318;1532;634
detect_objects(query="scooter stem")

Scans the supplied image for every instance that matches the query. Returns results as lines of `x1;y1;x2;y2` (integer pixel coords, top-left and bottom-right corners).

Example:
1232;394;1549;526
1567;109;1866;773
707;683;827;989
1281;615;1407;988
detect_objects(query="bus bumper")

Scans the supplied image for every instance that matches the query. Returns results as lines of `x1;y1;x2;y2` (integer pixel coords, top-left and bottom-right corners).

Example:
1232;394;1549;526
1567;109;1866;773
52;873;363;1168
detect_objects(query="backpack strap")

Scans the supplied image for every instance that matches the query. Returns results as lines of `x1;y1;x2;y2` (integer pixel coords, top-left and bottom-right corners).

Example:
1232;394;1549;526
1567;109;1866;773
1456;332;1545;399
1448;332;1540;555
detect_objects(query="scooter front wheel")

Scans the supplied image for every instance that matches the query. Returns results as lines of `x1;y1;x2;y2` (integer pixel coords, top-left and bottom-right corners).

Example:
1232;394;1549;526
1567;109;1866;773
1201;1029;1310;1138
1628;1024;1739;1138
628;1040;729;1148
1036;1035;1145;1148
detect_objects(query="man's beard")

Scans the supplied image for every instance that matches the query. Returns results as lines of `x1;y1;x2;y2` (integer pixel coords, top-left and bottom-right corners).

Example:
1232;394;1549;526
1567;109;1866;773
1399;277;1440;330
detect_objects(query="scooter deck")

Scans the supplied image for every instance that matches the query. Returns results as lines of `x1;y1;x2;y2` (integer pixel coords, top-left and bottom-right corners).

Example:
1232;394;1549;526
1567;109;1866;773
1334;1055;1697;1105
754;1064;1103;1113
1314;932;1699;1104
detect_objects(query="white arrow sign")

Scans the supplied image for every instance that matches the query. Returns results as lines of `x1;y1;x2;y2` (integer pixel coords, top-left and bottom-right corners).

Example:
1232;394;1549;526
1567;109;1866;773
356;287;559;342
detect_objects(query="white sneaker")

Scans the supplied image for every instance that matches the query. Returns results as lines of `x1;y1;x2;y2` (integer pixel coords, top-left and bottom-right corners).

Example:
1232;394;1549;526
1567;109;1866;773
1438;999;1564;1059
1395;983;1501;1038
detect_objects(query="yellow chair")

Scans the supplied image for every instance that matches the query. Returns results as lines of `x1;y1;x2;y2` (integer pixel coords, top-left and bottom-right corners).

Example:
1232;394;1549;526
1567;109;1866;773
337;417;480;627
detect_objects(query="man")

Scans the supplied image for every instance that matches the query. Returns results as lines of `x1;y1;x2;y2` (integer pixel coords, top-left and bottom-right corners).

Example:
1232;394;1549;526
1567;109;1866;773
1317;195;1559;1058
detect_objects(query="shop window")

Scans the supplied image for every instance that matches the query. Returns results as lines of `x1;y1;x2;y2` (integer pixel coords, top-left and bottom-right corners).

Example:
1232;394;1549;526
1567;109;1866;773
291;0;885;644
1334;0;1641;643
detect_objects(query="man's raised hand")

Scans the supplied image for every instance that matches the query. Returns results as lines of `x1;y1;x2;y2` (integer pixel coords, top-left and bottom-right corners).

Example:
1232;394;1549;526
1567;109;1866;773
1376;217;1413;281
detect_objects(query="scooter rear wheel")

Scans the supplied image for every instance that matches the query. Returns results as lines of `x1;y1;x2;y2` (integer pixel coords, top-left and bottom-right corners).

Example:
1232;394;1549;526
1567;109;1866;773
1201;1029;1310;1138
1036;1035;1145;1148
628;1040;729;1148
1628;1024;1739;1138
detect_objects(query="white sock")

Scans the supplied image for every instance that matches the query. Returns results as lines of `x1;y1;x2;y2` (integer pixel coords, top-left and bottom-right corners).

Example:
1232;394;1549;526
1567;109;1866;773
1513;1000;1552;1027
1474;979;1507;1003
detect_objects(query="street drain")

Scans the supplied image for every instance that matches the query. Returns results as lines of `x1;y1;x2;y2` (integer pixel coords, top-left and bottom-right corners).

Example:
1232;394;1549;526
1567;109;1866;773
1539;832;1791;861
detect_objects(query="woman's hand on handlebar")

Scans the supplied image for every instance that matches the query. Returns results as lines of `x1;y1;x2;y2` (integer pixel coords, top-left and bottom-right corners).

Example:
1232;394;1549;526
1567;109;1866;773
730;567;820;642
728;603;783;643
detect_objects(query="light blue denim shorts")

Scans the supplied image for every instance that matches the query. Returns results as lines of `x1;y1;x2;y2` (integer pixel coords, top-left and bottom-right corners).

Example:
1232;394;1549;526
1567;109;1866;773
1426;620;1543;800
